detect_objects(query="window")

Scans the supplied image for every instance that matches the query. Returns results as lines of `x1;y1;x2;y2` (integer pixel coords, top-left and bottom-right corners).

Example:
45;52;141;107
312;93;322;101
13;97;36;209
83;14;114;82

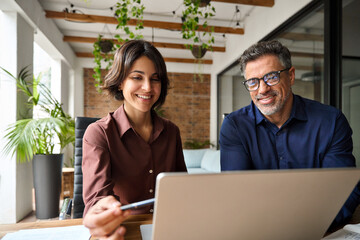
33;42;52;118
216;2;325;146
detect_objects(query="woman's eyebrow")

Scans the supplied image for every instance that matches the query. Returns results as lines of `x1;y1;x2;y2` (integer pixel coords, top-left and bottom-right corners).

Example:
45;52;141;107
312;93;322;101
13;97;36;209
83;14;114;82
130;70;145;74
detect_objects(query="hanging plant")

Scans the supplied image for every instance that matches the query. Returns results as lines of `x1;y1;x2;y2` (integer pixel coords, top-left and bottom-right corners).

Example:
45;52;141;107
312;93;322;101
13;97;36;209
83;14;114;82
191;45;207;59
114;0;145;43
93;35;115;90
92;0;145;92
181;0;216;54
193;0;211;7
99;39;114;53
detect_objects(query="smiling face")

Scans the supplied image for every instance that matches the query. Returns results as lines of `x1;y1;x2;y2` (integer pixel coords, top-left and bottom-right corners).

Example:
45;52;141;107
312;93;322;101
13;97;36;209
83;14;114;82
245;54;295;125
120;56;161;116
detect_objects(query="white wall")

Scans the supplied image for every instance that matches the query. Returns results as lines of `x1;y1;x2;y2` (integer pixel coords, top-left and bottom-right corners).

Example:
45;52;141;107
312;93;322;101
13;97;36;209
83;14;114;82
0;0;77;223
209;0;313;145
0;11;34;224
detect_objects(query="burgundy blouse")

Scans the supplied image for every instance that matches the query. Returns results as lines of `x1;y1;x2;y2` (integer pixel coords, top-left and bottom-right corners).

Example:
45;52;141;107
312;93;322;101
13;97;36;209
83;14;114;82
82;105;187;216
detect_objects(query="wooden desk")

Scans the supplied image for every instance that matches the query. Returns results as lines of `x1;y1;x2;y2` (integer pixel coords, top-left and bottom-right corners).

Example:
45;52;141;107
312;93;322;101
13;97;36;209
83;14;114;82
1;208;360;239
0;214;153;240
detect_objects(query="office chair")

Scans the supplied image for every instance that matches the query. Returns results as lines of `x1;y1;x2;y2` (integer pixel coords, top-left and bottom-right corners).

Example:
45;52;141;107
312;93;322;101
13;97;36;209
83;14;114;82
73;116;100;218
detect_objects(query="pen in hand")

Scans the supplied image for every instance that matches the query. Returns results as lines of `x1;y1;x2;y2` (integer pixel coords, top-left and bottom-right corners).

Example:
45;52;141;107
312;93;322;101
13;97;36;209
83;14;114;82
120;198;155;211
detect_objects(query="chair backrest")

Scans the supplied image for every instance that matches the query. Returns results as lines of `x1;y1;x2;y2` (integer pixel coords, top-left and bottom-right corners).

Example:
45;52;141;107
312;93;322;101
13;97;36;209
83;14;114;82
73;116;100;218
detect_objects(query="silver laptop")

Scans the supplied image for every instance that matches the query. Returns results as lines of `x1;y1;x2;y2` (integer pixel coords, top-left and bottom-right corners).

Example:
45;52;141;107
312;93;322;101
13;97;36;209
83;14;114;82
141;168;360;240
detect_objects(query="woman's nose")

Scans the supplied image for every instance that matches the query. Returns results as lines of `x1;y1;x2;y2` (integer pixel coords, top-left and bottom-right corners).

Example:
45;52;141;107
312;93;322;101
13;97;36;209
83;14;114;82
142;79;151;91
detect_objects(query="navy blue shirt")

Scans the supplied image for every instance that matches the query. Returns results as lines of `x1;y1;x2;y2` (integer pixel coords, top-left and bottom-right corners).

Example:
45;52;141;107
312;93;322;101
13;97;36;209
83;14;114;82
219;94;360;227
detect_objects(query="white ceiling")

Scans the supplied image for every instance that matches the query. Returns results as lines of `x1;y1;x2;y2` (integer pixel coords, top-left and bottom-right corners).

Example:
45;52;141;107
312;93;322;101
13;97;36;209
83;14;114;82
36;0;272;61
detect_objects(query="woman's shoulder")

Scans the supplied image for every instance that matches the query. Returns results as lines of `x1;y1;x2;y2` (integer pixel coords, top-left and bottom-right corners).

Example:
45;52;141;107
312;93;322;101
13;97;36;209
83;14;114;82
156;115;180;132
84;113;116;137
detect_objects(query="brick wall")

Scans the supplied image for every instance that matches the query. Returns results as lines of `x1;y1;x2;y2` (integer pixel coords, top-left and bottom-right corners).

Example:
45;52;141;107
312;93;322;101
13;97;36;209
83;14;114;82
83;68;210;147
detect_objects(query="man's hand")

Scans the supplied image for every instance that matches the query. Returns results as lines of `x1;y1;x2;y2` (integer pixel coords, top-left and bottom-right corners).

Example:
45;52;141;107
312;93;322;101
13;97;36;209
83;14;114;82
83;196;130;240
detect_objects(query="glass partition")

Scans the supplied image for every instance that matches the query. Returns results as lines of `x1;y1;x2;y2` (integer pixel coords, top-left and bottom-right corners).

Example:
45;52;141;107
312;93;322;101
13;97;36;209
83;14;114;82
342;57;360;167
217;3;325;147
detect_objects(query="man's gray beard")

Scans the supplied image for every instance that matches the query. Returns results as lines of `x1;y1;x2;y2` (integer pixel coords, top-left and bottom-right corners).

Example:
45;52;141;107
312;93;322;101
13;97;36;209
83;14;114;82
255;89;291;116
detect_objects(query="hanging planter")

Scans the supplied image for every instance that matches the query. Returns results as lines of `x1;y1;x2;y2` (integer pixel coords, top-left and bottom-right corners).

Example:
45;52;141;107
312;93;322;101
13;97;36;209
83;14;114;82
181;0;215;53
192;0;211;7
92;0;145;92
93;35;115;91
191;45;207;58
98;39;114;53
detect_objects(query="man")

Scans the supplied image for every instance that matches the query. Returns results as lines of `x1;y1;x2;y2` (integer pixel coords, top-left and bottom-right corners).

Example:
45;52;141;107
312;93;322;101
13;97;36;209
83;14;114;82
219;40;360;228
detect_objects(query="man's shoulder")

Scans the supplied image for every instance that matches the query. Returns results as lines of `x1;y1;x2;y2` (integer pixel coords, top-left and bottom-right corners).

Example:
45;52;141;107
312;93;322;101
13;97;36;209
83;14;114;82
227;104;254;120
296;95;341;117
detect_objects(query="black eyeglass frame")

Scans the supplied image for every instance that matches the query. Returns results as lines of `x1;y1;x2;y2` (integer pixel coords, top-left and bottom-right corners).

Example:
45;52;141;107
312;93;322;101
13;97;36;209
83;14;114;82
242;67;291;92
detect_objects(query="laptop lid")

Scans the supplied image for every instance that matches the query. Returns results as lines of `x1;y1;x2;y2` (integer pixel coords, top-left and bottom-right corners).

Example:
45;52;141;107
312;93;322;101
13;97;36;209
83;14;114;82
150;168;360;240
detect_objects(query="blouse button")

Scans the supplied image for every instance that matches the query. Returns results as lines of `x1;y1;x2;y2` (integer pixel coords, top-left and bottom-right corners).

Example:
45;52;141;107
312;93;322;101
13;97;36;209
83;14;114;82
149;189;153;193
149;169;153;174
150;209;154;213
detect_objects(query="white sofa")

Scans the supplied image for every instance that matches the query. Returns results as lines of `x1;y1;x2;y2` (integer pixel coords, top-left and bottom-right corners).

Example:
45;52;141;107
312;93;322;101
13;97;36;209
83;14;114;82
183;149;221;174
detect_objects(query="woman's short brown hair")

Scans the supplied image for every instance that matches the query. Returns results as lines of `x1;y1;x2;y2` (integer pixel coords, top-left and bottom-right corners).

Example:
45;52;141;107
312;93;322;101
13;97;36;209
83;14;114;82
102;40;169;109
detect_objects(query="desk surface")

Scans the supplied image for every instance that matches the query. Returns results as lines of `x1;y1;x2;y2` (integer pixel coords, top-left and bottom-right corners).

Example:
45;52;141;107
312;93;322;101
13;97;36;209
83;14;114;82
0;214;153;240
1;207;360;240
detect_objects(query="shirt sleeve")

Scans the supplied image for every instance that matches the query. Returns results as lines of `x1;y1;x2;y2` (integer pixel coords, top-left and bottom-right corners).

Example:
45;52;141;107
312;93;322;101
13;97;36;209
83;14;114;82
322;112;356;168
323;112;360;228
82;123;116;216
219;116;253;170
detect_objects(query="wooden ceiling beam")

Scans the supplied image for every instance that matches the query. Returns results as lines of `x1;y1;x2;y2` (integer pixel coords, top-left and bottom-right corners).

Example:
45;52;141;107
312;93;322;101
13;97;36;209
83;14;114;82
45;10;244;35
76;52;213;64
211;0;274;7
64;36;226;52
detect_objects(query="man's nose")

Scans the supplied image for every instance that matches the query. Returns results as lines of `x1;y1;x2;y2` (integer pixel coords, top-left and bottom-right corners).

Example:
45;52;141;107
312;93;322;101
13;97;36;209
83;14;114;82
257;79;271;94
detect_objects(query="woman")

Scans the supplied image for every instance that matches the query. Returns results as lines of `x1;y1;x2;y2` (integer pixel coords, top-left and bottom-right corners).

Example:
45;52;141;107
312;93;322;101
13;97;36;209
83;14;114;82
82;40;187;239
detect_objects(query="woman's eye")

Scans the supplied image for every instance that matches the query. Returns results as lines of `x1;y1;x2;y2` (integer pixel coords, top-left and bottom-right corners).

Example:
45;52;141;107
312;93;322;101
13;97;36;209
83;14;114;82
152;78;160;82
131;76;142;80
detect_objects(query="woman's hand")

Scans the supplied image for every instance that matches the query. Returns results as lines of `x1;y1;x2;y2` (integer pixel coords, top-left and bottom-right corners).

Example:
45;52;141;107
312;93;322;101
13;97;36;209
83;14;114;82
83;196;130;240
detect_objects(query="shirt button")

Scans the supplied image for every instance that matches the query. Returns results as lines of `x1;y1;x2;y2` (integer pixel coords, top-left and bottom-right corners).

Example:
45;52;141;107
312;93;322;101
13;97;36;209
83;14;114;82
149;169;153;174
279;157;283;160
150;209;154;213
149;189;153;193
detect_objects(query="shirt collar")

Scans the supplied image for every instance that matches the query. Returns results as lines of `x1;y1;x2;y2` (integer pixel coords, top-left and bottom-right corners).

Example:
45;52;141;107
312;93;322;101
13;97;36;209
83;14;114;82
253;94;307;126
291;94;307;122
113;104;164;140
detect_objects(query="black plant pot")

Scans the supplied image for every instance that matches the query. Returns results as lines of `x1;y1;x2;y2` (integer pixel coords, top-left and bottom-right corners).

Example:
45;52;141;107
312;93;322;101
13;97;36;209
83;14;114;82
191;46;207;59
33;154;63;219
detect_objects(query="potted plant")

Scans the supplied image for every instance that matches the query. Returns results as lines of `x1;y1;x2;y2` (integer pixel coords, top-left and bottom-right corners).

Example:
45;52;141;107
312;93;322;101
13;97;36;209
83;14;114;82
181;0;216;56
92;0;145;92
0;66;75;219
184;139;214;149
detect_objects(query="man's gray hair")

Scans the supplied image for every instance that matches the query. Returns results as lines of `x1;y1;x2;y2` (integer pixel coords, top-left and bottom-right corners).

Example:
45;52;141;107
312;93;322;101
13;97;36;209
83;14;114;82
239;40;292;76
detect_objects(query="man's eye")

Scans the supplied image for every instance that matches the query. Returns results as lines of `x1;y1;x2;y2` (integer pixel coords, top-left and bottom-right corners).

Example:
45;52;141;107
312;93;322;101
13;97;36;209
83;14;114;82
247;79;258;86
264;72;278;81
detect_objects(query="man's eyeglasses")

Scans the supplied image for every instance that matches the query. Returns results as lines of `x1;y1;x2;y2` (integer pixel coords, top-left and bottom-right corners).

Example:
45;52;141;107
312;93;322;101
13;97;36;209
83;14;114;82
243;68;291;92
